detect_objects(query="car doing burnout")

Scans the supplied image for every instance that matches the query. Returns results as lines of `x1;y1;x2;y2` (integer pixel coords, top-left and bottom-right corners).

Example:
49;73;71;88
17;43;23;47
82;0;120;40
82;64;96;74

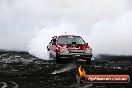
47;35;92;64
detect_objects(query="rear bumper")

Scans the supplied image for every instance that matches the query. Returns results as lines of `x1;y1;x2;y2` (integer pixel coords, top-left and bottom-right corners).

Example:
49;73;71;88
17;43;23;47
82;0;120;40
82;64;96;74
57;53;92;59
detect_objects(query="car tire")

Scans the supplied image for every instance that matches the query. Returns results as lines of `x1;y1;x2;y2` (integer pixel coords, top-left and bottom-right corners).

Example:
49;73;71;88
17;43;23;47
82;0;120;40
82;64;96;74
86;58;91;64
49;53;52;59
56;54;60;63
56;57;61;63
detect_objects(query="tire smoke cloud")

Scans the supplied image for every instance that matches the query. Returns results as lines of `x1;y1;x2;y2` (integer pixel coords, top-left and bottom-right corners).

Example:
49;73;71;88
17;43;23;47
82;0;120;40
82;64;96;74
0;0;132;59
89;11;132;55
28;11;132;59
28;23;82;59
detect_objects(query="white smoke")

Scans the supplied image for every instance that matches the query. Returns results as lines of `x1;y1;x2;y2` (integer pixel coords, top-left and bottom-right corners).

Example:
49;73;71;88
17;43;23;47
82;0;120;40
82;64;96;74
28;11;132;59
51;63;77;74
0;0;132;58
28;23;82;59
89;11;132;55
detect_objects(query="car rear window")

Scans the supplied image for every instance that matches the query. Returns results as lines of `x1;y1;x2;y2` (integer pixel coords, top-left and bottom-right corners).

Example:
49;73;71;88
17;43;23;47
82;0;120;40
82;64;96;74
58;36;85;44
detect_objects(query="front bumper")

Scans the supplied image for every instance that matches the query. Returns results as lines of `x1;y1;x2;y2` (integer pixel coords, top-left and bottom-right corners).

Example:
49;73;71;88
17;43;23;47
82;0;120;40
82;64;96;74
57;53;92;59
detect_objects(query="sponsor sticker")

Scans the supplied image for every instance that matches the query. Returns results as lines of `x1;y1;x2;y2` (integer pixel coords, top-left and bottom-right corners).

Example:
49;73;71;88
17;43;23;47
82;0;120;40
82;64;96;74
77;66;130;84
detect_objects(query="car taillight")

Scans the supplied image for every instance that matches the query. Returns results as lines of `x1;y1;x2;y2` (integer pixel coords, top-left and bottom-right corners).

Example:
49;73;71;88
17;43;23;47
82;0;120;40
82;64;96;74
56;45;61;51
56;45;69;53
83;44;90;49
56;47;59;50
85;48;92;53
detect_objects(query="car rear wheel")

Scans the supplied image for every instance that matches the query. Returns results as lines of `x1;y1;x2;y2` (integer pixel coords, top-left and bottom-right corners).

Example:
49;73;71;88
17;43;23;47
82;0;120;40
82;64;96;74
86;58;91;64
49;53;53;59
56;54;61;63
56;57;60;63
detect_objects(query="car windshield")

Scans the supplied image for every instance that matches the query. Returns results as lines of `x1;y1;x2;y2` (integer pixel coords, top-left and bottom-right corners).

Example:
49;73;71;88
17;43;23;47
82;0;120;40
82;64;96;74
58;36;85;44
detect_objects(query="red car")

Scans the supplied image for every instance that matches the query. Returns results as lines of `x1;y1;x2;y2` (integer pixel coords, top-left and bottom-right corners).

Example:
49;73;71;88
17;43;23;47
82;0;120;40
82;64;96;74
47;35;92;64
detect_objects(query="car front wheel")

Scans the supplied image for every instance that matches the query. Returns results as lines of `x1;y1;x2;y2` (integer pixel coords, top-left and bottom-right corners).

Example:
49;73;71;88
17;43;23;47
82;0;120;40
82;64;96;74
56;54;61;63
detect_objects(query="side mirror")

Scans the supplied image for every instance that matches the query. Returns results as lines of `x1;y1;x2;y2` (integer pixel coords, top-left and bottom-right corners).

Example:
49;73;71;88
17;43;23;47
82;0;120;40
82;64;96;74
52;39;56;45
52;42;56;45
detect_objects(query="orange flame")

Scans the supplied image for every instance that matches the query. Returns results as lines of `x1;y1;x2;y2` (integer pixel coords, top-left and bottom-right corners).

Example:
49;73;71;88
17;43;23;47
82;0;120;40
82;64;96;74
78;65;86;76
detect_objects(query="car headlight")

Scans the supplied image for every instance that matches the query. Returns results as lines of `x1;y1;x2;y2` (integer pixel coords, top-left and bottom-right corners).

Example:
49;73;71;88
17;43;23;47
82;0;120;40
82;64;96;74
60;48;69;53
85;48;92;53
